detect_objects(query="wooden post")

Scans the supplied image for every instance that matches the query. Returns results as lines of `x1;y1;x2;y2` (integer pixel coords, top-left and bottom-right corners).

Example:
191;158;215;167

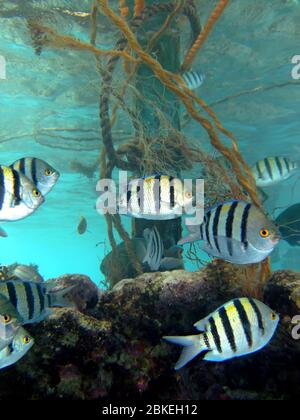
131;0;183;252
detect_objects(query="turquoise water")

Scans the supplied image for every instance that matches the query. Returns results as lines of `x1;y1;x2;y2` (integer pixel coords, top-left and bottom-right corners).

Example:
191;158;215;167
0;0;300;283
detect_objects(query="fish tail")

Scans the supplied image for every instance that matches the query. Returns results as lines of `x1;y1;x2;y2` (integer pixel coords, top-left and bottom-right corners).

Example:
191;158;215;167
48;285;75;308
163;334;207;370
178;224;202;246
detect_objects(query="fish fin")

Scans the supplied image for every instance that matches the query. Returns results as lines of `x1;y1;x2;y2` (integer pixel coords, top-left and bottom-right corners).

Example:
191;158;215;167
48;285;76;308
159;257;184;271
203;351;225;362
178;235;195;246
194;317;210;332
178;223;203;246
177;225;202;246
163;334;205;370
165;245;183;259
0;226;8;238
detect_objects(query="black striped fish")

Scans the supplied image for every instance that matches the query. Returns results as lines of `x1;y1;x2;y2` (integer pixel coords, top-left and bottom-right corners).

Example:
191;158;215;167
0;327;34;370
0;165;44;221
251;157;298;187
0;280;74;325
0;293;22;351
142;227;164;271
118;175;193;220
182;71;205;90
164;297;279;370
178;200;280;264
10;157;60;196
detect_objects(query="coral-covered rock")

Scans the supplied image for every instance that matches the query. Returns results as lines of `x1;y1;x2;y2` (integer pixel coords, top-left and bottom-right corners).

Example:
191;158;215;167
0;265;299;400
264;271;300;315
48;274;100;312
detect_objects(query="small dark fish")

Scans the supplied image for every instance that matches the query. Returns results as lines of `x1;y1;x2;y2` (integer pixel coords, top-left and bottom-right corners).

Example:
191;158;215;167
275;203;300;246
0;227;8;238
77;216;87;235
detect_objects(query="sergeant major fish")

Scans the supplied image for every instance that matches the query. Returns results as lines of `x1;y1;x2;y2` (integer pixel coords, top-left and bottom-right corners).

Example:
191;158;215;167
182;70;205;90
142;226;183;272
0;327;34;370
0;165;44;221
178;200;280;265
10;157;60;196
164;297;279;370
0;294;22;351
0;280;74;324
251;157;298;187
118;175;193;220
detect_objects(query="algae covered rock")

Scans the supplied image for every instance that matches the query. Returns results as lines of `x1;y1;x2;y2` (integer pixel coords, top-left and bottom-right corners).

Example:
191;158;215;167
47;274;100;312
0;265;299;400
264;270;300;315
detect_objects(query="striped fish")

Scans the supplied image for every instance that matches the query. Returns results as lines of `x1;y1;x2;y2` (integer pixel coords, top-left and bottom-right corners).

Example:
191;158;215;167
118;175;193;220
142;227;164;271
164;297;279;370
251;157;298;187
0;296;21;351
0;165;44;222
10;157;60;196
0;280;74;325
0;327;34;370
178;200;280;264
182;71;205;90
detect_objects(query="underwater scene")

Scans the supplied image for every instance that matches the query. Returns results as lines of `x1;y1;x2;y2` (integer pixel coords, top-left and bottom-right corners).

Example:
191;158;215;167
0;0;300;402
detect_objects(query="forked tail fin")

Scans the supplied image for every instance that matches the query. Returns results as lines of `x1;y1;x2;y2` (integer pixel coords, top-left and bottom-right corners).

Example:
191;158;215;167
163;334;207;370
48;285;76;308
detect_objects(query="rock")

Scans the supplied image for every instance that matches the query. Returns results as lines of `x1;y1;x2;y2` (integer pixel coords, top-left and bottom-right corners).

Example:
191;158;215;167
47;274;99;312
0;264;299;400
264;271;300;315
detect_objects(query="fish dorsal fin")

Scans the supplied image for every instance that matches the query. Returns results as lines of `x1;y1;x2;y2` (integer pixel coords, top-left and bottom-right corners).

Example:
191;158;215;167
193;316;210;332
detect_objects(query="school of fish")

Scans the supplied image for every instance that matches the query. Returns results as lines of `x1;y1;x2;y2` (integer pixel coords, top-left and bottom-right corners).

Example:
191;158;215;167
112;153;300;369
0;157;65;369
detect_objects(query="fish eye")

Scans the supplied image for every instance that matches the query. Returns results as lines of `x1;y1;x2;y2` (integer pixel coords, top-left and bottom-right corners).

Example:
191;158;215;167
23;336;30;345
32;189;41;198
1;314;12;324
270;313;277;321
45;168;53;176
185;191;193;199
260;229;270;238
